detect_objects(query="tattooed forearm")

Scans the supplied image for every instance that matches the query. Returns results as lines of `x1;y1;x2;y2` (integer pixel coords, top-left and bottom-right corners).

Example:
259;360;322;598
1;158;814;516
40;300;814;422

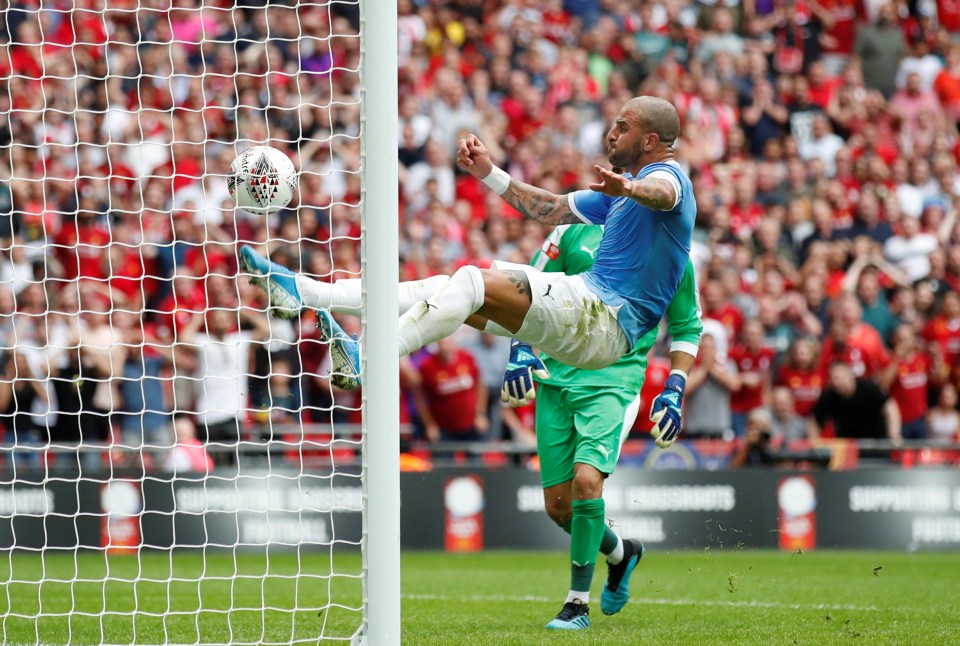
629;178;677;211
503;270;532;302
500;180;577;225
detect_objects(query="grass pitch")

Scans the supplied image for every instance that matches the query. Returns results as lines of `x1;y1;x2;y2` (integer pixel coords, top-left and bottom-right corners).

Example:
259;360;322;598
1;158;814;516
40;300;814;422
0;549;957;645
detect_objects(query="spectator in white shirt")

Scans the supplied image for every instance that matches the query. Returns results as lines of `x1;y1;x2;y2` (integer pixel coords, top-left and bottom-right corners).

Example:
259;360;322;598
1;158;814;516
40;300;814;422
179;307;292;466
883;215;939;283
895;32;943;92
798;116;845;178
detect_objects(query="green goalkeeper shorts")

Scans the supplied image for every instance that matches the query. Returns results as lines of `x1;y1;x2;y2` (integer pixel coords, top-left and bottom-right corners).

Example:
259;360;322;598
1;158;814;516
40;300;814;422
535;383;643;488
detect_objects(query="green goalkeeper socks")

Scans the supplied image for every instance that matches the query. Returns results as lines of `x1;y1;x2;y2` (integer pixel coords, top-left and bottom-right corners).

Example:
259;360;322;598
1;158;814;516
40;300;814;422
599;525;621;558
570;498;606;593
559;517;620;558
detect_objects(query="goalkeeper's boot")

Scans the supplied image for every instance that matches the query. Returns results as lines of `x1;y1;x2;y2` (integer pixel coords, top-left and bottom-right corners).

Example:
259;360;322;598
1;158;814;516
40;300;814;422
601;538;645;616
239;245;303;319
316;309;361;391
545;600;590;630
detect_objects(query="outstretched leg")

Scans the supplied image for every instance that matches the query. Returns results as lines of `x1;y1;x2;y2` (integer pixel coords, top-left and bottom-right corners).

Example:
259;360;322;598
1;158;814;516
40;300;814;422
299;275;450;317
241;245;535;353
240;245;450;318
398;266;533;356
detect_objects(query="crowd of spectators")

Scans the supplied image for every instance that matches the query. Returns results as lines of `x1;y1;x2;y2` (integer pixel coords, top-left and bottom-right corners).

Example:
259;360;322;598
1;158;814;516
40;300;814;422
393;0;960;455
1;0;960;472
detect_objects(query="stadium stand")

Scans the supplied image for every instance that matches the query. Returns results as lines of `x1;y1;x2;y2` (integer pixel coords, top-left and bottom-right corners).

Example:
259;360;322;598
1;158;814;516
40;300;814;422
1;0;959;473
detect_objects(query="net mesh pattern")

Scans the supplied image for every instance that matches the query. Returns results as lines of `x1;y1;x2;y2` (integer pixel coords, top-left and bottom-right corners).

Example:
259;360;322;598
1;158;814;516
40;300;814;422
0;2;364;643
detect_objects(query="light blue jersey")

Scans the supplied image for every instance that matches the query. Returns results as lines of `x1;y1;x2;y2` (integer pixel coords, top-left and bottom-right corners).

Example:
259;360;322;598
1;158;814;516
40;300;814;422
568;161;695;349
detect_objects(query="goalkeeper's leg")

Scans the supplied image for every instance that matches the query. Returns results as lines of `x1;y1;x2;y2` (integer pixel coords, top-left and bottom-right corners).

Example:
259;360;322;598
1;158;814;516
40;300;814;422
546;476;643;622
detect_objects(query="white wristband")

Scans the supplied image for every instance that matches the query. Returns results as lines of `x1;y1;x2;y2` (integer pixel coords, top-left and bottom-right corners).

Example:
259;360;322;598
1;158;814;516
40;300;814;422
669;369;689;381
481;165;511;196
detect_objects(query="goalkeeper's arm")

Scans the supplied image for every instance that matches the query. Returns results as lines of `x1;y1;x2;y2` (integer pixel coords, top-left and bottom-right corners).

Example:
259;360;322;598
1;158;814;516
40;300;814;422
665;258;703;365
649;259;702;448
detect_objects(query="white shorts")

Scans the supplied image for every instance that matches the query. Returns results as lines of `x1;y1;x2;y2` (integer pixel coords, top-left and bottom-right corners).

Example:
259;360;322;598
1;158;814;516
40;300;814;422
492;261;629;370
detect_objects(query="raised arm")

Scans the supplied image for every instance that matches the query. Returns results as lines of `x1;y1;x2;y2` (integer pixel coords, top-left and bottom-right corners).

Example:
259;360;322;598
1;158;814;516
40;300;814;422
500;180;580;225
177;311;206;345
589;165;678;211
457;134;581;225
239;306;273;342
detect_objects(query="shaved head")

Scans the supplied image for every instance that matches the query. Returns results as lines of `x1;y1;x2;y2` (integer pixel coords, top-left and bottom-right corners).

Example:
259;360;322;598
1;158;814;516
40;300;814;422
625;96;681;147
604;96;681;172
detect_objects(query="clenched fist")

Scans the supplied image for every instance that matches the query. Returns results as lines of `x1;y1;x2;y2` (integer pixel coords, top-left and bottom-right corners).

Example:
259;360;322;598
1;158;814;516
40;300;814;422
456;134;494;179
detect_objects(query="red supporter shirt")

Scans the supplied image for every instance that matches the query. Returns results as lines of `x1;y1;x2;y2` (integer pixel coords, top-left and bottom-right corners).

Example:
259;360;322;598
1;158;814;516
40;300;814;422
184;245;231;277
154;157;203;194
455;175;487;222
8;46;43;80
820;0;861;54
729;203;764;236
101;161;138;201
110;250;145;300
924;316;960;366
940;0;960;32
156;287;207;334
820;324;890;378
808;77;843;108
888;351;930;423
776;366;824;417
934;70;960;109
55;219;111;280
454;256;493;271
418;350;480;434
542;8;573;43
705;306;743;343
729;346;774;413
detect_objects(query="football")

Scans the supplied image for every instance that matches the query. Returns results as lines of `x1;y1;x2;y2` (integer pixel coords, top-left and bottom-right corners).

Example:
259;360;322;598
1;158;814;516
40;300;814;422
228;145;298;213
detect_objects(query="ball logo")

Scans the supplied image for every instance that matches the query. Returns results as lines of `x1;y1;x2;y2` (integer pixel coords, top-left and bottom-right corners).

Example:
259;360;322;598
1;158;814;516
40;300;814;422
248;152;281;208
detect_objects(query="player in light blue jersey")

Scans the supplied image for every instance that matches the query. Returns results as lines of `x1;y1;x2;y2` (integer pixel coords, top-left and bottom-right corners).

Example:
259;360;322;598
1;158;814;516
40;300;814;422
240;96;695;384
242;96;694;356
567;160;696;349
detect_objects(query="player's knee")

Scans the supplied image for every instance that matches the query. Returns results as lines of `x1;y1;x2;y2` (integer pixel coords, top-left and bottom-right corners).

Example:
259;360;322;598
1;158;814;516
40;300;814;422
442;265;485;312
452;265;485;295
572;465;604;499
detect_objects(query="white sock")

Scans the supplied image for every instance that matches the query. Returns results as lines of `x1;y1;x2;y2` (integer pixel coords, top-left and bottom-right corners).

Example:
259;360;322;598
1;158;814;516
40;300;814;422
398;265;485;356
565;590;589;605
606;537;624;565
297;275;449;317
482;318;513;337
297;276;362;315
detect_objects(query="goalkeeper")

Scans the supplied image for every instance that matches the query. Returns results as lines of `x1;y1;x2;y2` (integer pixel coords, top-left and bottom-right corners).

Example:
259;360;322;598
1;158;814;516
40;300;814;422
502;223;701;631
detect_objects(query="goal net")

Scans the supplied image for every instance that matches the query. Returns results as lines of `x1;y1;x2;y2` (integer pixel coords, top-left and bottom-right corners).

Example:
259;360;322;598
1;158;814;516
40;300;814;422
0;1;397;644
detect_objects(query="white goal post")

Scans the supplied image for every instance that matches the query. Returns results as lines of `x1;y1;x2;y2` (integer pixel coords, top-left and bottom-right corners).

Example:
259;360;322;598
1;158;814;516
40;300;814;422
359;0;401;642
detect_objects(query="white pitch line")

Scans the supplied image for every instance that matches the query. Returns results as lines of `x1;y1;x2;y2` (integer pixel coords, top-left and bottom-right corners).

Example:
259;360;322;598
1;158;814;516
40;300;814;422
402;593;878;613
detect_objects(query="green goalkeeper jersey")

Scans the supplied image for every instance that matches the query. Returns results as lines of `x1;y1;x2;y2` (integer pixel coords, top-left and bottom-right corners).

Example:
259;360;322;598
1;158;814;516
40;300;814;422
531;224;702;391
